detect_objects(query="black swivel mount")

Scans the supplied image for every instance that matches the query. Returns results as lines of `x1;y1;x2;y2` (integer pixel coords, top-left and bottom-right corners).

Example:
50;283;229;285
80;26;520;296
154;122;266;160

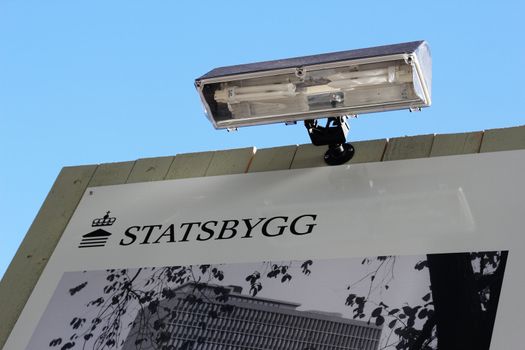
304;116;355;166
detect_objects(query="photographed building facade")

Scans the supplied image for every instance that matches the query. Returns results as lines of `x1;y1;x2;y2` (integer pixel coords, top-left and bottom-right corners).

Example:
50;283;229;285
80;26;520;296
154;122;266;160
123;282;382;350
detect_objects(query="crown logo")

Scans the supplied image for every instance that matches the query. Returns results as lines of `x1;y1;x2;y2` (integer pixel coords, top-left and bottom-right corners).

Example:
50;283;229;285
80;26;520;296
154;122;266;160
79;211;116;249
92;211;116;227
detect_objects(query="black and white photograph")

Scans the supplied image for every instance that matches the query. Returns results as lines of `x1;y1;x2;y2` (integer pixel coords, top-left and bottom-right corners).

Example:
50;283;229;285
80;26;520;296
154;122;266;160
27;250;507;350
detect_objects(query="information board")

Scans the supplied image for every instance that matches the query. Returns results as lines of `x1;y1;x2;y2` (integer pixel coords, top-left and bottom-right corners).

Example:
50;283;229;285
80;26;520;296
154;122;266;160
4;150;525;350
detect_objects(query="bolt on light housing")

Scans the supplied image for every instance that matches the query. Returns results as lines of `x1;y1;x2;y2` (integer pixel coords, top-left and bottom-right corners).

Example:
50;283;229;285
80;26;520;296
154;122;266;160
195;41;431;165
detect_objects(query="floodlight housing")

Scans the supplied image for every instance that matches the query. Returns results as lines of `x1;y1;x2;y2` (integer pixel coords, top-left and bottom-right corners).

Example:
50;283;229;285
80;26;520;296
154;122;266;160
195;40;431;130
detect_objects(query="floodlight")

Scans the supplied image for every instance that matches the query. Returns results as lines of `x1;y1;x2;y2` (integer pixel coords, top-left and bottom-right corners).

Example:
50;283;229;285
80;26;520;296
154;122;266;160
195;40;431;165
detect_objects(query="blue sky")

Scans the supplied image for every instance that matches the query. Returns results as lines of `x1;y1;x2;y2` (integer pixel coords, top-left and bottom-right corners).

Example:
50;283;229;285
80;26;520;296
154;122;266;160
0;1;524;279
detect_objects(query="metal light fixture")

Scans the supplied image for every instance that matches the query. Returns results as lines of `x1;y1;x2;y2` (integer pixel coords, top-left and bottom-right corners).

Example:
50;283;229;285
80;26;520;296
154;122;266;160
195;40;431;165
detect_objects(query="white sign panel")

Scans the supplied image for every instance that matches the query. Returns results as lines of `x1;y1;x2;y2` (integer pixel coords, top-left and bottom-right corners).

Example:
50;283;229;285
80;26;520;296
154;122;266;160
4;150;525;350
